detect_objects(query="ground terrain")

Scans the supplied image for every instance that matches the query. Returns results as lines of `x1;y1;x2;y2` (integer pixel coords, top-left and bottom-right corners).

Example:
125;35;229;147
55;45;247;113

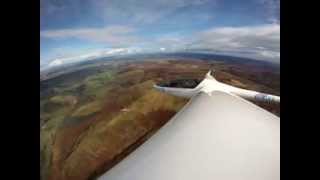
40;54;280;180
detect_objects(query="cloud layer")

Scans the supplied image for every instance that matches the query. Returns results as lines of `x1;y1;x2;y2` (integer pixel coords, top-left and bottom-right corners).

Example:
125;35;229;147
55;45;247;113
41;0;280;69
44;47;142;68
41;23;279;69
92;0;214;24
189;24;280;61
41;26;139;47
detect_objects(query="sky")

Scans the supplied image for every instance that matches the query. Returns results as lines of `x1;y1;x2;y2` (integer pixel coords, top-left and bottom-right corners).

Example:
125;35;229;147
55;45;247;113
40;0;280;69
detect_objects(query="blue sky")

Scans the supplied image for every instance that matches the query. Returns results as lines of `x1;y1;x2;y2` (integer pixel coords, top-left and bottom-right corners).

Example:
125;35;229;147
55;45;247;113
40;0;280;69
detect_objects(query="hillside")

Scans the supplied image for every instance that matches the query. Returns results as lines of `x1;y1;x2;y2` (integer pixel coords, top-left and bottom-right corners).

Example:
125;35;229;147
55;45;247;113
40;58;280;180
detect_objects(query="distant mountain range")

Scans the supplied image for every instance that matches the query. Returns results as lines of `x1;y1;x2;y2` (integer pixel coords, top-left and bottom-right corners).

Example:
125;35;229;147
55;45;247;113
40;52;279;82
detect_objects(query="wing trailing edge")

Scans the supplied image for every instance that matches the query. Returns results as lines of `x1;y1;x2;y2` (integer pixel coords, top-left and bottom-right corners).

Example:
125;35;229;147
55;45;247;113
154;70;280;103
99;91;280;180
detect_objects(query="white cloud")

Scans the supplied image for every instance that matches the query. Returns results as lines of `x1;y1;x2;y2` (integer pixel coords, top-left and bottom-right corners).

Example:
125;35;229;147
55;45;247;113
46;47;142;68
49;59;63;66
42;23;280;66
259;50;280;58
144;24;279;62
92;0;214;24
188;24;280;62
41;26;139;47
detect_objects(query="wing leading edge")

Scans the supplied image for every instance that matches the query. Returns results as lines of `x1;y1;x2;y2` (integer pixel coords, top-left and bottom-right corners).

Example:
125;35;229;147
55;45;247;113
99;91;280;180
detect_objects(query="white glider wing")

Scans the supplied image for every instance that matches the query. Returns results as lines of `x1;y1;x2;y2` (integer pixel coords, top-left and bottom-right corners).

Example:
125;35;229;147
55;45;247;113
99;91;280;180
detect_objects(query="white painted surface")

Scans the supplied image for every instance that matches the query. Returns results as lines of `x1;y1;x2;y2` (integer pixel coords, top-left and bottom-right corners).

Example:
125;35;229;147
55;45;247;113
99;91;280;180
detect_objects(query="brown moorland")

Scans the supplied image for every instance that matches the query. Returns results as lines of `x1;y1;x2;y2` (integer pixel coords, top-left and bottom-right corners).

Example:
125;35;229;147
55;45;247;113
40;59;279;180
